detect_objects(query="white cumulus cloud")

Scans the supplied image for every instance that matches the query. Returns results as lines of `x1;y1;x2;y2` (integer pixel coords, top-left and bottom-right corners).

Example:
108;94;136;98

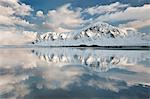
0;1;150;45
0;0;36;45
84;2;128;15
41;3;84;32
36;10;44;18
93;4;150;31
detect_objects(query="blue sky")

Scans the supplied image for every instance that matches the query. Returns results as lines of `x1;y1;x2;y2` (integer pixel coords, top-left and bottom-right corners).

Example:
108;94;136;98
21;0;150;32
20;0;150;12
0;0;150;44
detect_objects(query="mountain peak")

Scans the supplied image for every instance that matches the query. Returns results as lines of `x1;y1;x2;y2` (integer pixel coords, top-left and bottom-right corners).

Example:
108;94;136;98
32;22;149;46
78;22;128;38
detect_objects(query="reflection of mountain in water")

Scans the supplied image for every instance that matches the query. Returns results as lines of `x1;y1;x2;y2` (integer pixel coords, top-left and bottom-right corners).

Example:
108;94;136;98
32;48;149;72
0;48;149;99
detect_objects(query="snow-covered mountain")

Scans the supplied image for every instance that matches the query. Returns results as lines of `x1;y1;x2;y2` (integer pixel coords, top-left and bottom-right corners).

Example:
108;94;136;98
32;22;149;46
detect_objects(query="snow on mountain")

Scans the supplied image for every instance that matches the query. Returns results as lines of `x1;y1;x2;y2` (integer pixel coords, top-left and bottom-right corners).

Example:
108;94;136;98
32;22;149;46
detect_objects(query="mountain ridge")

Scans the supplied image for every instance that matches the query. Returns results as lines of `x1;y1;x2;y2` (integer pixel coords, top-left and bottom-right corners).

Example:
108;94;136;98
32;22;149;46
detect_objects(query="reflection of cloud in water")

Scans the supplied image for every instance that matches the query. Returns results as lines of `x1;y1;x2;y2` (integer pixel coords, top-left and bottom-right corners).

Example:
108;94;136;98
41;65;84;90
0;49;39;99
0;48;149;99
0;49;39;69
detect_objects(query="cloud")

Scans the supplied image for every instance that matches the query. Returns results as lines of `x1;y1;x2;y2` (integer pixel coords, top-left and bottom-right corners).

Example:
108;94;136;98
0;0;33;16
38;2;150;33
93;4;150;31
0;1;150;45
0;0;34;27
0;15;35;28
0;0;36;45
41;3;84;32
84;2;128;15
36;10;44;18
0;28;37;45
119;20;150;30
97;4;150;21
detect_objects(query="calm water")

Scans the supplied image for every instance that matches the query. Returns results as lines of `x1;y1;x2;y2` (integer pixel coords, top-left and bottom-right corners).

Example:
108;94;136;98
0;48;149;99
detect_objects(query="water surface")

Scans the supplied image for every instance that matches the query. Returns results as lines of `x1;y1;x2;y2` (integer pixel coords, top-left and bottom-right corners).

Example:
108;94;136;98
0;48;149;99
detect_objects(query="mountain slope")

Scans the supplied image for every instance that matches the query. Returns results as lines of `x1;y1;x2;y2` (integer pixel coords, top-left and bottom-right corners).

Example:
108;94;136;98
32;22;149;46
